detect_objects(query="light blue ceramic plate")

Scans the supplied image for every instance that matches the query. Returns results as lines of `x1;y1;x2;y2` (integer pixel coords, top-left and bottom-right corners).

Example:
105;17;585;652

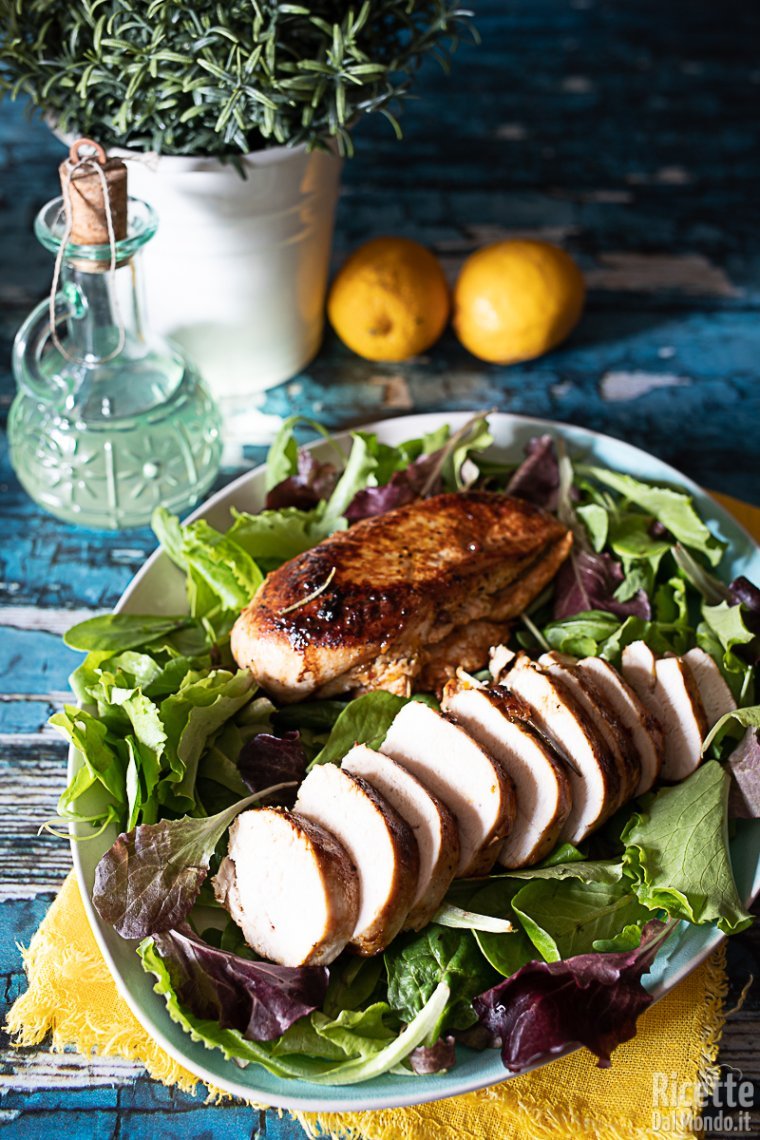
69;412;760;1111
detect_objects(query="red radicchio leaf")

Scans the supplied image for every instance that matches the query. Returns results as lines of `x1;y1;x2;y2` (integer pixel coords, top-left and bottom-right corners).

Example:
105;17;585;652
409;1035;457;1074
727;729;760;819
506;435;560;511
152;925;329;1041
237;731;307;808
265;451;339;510
472;919;670;1072
553;548;651;622
344;451;443;522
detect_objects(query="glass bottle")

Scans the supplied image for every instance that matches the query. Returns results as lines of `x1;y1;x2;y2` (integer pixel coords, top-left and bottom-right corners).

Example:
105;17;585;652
8;195;223;529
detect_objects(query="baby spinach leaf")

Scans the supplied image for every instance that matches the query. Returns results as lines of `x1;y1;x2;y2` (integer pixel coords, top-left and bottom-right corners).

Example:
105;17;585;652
473;920;671;1072
510;879;652;962
308;691;410;768
621;761;752;934
64;613;192;652
584;468;724;566
542;610;621;657
385;926;498;1041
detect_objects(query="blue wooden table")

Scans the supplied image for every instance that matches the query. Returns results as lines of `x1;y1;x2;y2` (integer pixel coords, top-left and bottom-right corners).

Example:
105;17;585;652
1;1;759;1135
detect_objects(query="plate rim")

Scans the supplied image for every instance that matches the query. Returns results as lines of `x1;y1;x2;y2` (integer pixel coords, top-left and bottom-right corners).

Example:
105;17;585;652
68;410;759;1111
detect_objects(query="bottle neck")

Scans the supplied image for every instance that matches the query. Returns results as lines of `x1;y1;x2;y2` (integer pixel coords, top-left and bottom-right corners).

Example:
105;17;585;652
61;253;147;364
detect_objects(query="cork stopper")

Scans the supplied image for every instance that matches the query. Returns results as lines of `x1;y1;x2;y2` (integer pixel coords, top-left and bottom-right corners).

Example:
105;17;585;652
59;138;128;247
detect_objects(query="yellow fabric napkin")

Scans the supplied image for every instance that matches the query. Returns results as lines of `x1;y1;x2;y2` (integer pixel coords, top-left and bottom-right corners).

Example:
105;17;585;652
7;490;759;1140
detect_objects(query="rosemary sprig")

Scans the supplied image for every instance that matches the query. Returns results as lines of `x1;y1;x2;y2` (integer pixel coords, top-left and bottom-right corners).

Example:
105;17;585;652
0;2;476;158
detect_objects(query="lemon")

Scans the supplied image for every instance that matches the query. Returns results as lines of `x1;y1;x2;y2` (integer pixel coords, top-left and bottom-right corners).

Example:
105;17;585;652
327;237;450;362
452;240;585;364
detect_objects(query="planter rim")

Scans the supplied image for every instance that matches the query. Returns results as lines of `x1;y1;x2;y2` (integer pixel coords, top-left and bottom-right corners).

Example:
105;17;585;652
50;122;337;174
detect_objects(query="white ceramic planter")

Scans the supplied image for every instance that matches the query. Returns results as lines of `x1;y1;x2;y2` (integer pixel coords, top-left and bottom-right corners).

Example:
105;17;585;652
117;144;342;403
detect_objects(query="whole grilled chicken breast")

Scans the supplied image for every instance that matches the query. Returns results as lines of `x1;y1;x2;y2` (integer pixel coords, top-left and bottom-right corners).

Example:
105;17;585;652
231;491;572;702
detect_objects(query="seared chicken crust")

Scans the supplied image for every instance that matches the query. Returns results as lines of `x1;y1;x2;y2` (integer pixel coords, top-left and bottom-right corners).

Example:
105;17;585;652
231;491;572;702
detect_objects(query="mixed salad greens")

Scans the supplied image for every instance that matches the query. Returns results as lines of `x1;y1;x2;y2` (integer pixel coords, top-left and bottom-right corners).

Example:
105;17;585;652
54;414;760;1084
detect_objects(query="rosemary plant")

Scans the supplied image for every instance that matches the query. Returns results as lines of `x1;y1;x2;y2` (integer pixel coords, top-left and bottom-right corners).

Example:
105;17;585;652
0;1;474;157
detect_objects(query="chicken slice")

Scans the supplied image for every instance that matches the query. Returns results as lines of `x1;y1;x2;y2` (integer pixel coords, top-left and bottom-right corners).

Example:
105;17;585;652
231;491;572;702
381;701;516;877
342;743;460;929
294;764;419;955
622;641;708;781
576;656;664;794
538;653;640;805
502;653;620;843
682;647;736;727
443;686;572;868
214;808;359;967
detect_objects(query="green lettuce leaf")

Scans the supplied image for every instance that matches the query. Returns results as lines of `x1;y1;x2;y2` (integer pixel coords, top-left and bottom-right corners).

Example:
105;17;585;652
510;878;653;962
584;467;724;566
159;670;257;810
621;761;752;935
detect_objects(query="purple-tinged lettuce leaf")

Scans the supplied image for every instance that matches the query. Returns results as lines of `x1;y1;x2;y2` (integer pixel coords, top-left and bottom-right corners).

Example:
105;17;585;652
409;1035;456;1074
93;785;295;939
266;450;339;511
729;577;760;633
150;925;328;1042
506;435;560;511
472;920;670;1072
727;729;760;819
553;549;651;622
344;450;442;522
237;731;307;807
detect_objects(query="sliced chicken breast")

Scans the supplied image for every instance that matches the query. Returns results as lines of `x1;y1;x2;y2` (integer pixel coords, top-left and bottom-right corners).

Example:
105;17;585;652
682;647;736;727
443;686;572;868
502;653;620;843
214;808;359;967
381;701;516;877
294;764;419;955
577;655;664;794
342;744;460;929
538;653;640;805
622;641;708;781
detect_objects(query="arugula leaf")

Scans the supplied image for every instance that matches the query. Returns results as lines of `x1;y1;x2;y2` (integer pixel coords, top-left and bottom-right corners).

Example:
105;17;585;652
265;415;340;491
308;691;411;768
584;468;724;566
93;785;293;938
385;926;498;1041
621;761;752;935
543;610;621;657
64;614;192;652
321;432;378;527
577;503;609;552
473;920;671;1071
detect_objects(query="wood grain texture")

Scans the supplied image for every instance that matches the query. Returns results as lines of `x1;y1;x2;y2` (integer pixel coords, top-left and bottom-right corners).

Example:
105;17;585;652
1;0;759;1134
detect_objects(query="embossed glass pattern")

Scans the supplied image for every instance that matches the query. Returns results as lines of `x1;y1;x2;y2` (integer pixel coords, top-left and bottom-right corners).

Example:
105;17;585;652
9;197;222;529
